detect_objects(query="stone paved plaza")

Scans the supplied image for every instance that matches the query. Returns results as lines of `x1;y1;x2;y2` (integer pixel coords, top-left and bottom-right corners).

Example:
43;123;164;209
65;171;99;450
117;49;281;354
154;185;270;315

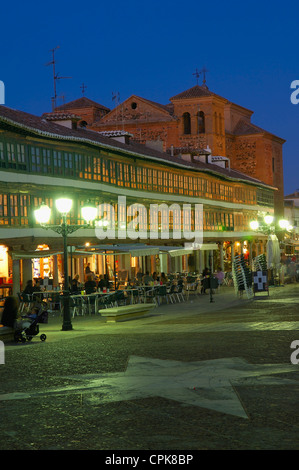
0;285;299;451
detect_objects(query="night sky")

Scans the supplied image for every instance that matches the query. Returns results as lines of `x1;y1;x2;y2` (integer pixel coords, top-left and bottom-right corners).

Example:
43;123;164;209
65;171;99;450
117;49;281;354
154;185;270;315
1;0;298;195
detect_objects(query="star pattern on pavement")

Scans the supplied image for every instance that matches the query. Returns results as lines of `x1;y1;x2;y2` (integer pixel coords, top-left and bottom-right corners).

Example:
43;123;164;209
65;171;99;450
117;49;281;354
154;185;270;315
1;356;298;419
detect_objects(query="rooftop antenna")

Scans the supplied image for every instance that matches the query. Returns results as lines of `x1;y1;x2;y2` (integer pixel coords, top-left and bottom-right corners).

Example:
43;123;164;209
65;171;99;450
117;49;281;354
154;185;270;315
112;91;120;107
193;68;200;85
45;46;72;110
112;92;124;130
80;83;87;95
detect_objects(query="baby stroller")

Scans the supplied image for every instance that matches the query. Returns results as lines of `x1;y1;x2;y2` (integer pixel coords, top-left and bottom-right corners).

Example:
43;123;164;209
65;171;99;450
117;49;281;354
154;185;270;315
14;303;48;343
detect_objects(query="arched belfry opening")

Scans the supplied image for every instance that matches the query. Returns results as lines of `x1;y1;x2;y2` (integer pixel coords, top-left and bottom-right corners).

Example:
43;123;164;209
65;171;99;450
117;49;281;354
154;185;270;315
197;111;205;134
183;112;191;134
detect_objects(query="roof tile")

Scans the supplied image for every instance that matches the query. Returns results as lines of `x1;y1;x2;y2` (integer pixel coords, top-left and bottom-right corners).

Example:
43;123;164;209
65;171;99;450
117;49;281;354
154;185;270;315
55;97;110;112
170;85;212;100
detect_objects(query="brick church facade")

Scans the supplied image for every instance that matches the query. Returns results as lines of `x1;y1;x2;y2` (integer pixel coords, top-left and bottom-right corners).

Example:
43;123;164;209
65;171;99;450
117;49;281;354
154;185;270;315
53;84;285;215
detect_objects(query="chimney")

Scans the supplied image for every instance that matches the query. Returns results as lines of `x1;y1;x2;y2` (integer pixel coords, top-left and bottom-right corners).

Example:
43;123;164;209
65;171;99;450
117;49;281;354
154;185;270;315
99;130;132;144
42;112;81;129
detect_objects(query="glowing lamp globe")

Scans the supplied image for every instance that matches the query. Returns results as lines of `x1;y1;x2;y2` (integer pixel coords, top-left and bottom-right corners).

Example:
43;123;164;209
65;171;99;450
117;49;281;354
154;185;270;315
264;215;274;225
55;198;72;214
34;203;51;224
250;220;259;230
278;219;289;229
81;203;97;223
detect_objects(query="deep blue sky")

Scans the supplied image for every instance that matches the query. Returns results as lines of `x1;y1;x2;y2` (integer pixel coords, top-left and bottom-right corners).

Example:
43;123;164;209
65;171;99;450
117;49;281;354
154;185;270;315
1;0;298;195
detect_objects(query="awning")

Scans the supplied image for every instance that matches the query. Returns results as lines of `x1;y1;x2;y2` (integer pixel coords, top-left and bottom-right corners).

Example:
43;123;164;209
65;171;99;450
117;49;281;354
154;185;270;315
12;250;63;260
76;243;219;258
11;243;218;260
193;243;218;251
75;244;160;257
168;249;194;258
159;243;218;257
129;246;159;256
266;234;280;269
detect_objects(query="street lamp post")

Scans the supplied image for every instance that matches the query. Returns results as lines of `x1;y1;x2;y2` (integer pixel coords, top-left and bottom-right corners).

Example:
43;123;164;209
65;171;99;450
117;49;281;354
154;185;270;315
209;250;215;303
34;198;97;331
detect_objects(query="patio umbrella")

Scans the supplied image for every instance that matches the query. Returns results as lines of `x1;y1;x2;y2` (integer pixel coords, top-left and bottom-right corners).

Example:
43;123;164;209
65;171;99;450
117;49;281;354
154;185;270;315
266;234;280;269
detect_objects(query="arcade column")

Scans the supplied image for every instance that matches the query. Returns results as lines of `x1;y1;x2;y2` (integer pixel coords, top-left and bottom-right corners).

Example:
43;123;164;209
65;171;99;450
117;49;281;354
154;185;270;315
159;253;168;274
79;257;84;283
231;242;235;265
52;255;59;287
22;258;32;287
219;242;224;270
12;259;21;297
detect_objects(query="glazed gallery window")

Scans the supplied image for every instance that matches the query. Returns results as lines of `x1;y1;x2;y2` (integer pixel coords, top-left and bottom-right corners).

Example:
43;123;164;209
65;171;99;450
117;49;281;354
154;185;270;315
130;166;136;188
109;160;117;185
123;164;130;187
102;159;110;183
53;151;62;175
42;149;52;174
93;156;101;181
16;144;26;169
75;153;84;178
117;162;124;187
9;194;18;224
7;143;16;168
19;195;29;225
0;142;5;167
30;147;41;172
64;152;74;176
136;167;142;189
84;155;92;180
0;194;8;224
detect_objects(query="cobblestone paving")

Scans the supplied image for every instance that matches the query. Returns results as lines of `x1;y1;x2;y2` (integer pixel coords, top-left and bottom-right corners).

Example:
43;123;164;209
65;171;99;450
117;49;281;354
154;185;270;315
0;286;299;450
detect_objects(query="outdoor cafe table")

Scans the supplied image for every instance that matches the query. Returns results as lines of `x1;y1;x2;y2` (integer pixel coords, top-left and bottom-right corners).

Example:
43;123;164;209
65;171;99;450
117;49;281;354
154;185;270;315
124;287;142;304
125;285;158;304
31;290;63;303
34;290;63;297
70;293;94;315
70;291;115;314
32;290;63;310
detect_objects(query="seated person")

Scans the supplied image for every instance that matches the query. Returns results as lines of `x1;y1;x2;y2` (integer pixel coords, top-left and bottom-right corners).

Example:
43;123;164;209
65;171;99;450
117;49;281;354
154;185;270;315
71;274;80;294
24;304;41;320
98;275;107;290
22;280;34;298
142;271;153;285
32;279;42;300
84;274;97;295
33;279;41;292
1;296;31;330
